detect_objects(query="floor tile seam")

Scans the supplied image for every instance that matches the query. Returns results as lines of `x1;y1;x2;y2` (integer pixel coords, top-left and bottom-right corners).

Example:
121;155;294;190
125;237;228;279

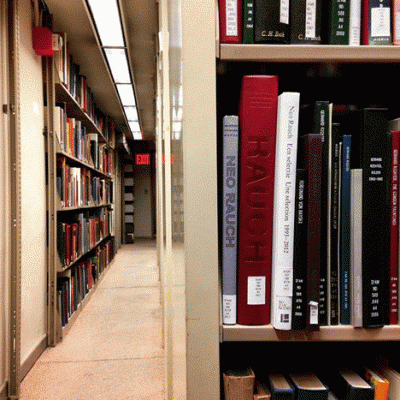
34;355;166;365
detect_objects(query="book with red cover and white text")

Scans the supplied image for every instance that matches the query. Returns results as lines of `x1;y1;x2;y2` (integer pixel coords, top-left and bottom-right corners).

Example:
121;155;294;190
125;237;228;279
218;0;243;43
237;75;278;325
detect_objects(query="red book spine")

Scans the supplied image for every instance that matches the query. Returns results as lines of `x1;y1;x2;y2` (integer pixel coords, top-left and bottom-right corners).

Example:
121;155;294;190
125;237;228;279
361;0;369;45
390;130;400;324
299;134;322;328
219;0;243;43
237;75;278;325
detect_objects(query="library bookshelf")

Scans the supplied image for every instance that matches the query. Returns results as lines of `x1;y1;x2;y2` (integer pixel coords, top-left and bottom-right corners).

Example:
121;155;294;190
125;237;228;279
177;1;400;399
44;44;117;345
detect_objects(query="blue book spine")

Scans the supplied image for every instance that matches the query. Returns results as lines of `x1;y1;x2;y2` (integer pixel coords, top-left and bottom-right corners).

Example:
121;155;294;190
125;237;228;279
340;135;351;324
222;115;239;325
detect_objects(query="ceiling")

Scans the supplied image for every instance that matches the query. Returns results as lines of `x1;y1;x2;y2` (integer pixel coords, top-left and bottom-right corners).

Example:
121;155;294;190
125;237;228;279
43;0;159;143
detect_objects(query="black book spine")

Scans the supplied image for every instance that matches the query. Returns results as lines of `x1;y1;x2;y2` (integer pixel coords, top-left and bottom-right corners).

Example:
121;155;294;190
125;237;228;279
292;169;308;330
290;0;323;44
254;0;290;43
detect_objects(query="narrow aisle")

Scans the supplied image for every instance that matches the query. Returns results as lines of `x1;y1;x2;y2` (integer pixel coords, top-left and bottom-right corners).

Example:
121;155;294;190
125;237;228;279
20;240;165;400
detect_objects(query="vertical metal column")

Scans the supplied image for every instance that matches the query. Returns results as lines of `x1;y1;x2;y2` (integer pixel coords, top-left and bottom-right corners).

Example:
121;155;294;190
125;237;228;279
7;0;22;398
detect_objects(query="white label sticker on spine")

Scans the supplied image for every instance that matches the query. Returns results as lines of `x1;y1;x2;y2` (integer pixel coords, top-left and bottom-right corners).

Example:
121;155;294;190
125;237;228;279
371;7;390;38
280;0;289;25
248;276;266;305
223;295;237;324
305;0;316;39
226;0;238;37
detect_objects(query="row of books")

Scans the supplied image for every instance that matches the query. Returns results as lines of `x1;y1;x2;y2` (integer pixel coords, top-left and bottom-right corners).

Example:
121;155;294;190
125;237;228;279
221;74;398;330
219;0;399;46
223;365;398;400
57;238;115;327
53;32;115;143
55;104;114;176
57;155;113;209
57;209;113;269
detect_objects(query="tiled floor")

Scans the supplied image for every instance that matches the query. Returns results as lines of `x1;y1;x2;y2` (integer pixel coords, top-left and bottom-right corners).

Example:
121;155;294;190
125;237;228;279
19;239;166;400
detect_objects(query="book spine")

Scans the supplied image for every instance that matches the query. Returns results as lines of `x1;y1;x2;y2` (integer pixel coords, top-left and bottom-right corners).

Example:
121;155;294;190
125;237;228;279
290;0;323;44
254;0;290;43
237;75;278;326
390;130;399;324
393;0;400;44
271;92;300;330
243;0;254;43
362;0;392;45
340;135;351;325
349;0;362;45
292;169;308;330
222;116;239;325
328;0;350;44
299;134;322;328
219;0;243;43
351;169;363;327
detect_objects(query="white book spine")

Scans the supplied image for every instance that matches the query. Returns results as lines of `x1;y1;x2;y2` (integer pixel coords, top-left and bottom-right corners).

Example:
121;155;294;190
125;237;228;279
350;169;362;327
349;0;361;46
271;92;300;330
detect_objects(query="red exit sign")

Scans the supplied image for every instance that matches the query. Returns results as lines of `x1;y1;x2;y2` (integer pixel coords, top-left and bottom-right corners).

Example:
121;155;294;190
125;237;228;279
136;154;150;165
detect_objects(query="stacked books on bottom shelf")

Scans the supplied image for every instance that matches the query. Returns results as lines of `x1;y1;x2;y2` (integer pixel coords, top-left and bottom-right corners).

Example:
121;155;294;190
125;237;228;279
57;237;115;327
223;365;395;400
220;74;399;330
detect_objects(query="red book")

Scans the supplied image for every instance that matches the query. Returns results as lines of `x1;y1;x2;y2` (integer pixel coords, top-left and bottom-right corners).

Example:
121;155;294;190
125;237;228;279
218;0;242;43
65;223;72;266
237;75;278;325
390;130;399;324
299;134;322;329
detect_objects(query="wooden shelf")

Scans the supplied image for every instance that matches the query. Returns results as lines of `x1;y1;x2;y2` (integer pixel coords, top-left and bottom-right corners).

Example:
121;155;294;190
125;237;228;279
219;44;400;63
221;324;400;342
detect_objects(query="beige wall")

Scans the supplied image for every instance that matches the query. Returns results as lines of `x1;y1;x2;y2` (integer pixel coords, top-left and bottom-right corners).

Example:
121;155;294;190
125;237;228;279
19;0;47;365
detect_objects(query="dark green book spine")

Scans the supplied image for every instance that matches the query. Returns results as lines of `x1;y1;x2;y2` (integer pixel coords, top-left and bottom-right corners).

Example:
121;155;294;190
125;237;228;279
328;0;350;44
243;0;254;43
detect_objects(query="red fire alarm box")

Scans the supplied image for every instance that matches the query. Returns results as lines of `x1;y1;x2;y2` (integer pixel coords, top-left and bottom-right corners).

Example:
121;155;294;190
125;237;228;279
32;26;54;56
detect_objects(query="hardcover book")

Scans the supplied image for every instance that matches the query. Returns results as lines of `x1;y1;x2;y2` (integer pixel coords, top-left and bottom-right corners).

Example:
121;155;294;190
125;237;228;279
254;382;271;400
223;367;255;400
362;0;392;45
243;0;254;43
291;169;308;330
268;373;295;400
393;0;400;45
328;369;374;400
299;134;323;329
222;115;239;325
363;367;389;400
237;75;278;325
271;92;300;330
328;0;350;44
289;372;328;400
349;0;362;45
254;0;290;43
219;0;243;43
290;0;323;44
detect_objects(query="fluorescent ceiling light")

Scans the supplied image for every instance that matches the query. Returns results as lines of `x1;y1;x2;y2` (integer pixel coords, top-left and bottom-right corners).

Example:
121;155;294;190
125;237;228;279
117;84;136;106
87;0;124;47
124;106;138;121
104;48;131;84
133;131;143;140
129;121;141;132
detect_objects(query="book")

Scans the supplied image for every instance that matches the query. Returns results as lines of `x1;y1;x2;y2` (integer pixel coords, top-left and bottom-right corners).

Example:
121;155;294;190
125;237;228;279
254;0;290;44
291;169;308;330
222;115;239;325
363;367;389;400
290;0;323;44
271;92;300;330
350;169;363;327
361;0;392;45
223;367;255;400
339;134;351;325
351;108;391;327
243;0;254;43
328;369;374;400
379;365;400;400
393;0;400;45
219;0;243;43
237;75;278;326
289;372;328;400
389;130;400;325
328;0;351;44
254;382;271;400
349;0;362;45
268;374;295;400
298;134;323;329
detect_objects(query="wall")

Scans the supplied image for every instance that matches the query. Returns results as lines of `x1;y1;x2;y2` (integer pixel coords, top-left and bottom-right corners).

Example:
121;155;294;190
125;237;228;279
19;0;47;368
